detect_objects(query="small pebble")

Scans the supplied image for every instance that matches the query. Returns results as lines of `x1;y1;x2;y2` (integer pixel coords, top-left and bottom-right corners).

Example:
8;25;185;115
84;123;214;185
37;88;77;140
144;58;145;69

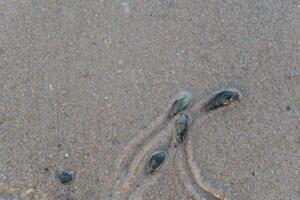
58;171;74;184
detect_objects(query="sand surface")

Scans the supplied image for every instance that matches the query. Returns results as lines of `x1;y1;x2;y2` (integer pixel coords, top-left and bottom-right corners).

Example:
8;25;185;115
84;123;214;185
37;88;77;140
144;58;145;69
0;0;299;199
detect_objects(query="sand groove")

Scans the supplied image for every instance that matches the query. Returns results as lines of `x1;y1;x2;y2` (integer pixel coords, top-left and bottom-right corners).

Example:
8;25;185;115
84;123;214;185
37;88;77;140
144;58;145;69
185;138;228;200
110;90;239;199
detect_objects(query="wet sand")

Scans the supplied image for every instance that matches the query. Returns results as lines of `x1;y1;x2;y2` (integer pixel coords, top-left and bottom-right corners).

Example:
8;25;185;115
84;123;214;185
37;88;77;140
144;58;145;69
0;0;299;199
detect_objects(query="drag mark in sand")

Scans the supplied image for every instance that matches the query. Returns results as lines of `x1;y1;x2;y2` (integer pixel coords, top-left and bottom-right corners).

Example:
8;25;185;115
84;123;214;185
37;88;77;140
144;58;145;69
185;138;228;200
109;89;241;200
111;123;173;200
115;90;192;177
109;91;192;199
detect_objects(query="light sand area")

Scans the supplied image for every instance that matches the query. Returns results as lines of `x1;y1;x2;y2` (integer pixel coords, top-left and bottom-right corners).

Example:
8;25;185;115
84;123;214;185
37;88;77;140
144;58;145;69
0;0;299;199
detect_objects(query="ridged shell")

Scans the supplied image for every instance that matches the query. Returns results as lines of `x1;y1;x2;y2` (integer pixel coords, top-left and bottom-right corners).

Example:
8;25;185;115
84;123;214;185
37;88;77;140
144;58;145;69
169;91;192;117
203;89;240;111
175;112;189;144
146;151;166;175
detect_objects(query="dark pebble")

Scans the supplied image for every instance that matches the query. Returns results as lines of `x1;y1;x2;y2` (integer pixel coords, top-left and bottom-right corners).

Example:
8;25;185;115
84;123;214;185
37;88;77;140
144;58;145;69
58;171;74;184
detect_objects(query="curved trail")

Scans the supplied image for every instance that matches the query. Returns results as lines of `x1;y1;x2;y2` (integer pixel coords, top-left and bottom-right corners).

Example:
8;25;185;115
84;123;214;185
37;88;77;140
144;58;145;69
110;92;194;199
110;90;238;200
127;175;160;200
127;118;175;177
185;138;228;200
182;106;229;200
115;113;169;175
111;118;176;200
111;113;169;199
114;92;200;181
176;146;221;200
175;146;209;200
127;133;180;200
128;146;177;200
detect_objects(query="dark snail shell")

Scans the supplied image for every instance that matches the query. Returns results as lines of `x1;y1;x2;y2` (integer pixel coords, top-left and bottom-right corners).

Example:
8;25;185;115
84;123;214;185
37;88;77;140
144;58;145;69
169;91;192;117
203;89;240;111
146;151;166;175
175;112;189;144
